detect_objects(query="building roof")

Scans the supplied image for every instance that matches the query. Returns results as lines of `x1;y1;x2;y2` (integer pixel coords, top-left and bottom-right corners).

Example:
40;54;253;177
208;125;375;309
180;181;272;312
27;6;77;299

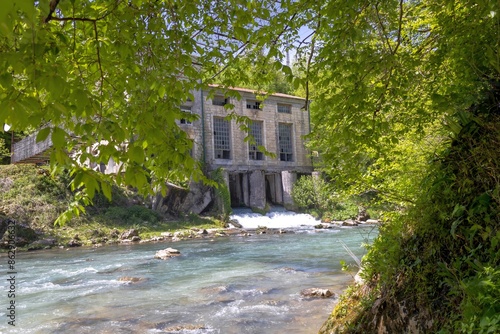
207;84;306;101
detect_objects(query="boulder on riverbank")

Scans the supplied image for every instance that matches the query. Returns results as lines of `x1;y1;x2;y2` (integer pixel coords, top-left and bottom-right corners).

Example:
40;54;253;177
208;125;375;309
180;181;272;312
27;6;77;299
120;229;139;240
154;247;181;260
67;239;82;247
342;219;358;226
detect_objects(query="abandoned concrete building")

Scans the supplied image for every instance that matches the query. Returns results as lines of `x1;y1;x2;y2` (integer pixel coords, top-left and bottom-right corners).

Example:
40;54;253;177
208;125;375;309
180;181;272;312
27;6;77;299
180;86;313;210
11;86;313;211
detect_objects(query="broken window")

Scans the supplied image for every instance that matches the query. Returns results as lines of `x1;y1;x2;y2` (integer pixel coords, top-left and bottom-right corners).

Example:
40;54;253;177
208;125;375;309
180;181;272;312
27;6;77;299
212;95;228;106
277;103;292;114
248;121;264;160
213;117;231;159
246;100;261;110
180;106;192;125
278;123;293;162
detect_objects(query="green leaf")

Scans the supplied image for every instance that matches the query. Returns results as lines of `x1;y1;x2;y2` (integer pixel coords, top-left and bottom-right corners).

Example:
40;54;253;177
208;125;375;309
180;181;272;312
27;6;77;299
128;145;144;164
36;127;51;143
101;181;112;201
51;128;66;148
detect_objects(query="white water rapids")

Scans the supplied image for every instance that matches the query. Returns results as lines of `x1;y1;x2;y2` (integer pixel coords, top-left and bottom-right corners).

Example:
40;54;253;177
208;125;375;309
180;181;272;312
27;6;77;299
230;207;321;229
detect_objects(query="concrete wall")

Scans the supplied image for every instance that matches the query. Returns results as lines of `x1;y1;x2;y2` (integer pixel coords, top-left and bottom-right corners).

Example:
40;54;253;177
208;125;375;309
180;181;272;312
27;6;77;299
198;88;313;174
281;170;297;208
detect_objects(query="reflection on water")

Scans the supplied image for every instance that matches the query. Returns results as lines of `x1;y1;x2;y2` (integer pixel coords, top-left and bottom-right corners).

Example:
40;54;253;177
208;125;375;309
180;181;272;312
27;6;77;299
0;219;377;334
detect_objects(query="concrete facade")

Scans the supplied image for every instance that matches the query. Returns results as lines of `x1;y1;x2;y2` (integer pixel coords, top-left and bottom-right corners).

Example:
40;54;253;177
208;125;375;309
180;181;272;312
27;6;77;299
179;86;313;209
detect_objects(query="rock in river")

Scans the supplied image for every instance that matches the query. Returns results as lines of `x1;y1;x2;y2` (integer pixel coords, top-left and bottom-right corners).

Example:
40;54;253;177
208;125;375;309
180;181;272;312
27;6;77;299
118;276;148;284
154;247;181;260
300;288;334;298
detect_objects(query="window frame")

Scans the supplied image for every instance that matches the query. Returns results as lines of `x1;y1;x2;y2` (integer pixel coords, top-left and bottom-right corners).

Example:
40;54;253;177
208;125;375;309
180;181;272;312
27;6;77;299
213;116;231;160
246;100;261;110
248;121;264;161
278;123;293;162
212;95;228;106
179;105;193;125
277;103;292;114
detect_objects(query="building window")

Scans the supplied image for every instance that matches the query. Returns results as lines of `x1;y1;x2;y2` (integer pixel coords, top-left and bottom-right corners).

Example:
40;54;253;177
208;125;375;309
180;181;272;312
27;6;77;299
213;117;231;159
248;121;264;160
277;103;292;114
246;100;261;110
180;106;192;125
278;123;293;162
212;95;228;106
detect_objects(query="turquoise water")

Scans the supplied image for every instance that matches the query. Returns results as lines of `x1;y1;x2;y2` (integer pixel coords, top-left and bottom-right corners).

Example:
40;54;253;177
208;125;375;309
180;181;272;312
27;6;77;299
0;223;377;333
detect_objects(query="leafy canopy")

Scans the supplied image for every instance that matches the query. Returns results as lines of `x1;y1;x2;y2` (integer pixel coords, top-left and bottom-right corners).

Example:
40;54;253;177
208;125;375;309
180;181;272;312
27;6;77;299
1;0;499;222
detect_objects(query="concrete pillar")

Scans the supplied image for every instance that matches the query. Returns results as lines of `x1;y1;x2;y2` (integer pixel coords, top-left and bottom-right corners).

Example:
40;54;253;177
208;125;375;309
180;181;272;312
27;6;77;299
242;173;250;207
265;174;275;203
234;173;243;205
274;173;283;204
249;170;266;210
281;170;297;208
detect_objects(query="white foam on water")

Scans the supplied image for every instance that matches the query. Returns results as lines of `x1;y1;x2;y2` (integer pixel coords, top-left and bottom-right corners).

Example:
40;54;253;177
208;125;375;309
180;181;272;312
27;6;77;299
234;289;265;297
214;299;289;317
230;207;320;229
19;278;122;294
51;266;98;276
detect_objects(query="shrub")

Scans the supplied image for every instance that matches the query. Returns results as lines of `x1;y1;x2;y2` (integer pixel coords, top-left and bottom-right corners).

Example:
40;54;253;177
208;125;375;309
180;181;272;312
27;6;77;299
292;175;334;211
292;174;358;220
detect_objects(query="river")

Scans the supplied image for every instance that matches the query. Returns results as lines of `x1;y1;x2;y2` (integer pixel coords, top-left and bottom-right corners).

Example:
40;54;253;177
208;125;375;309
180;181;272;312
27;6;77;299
0;209;377;333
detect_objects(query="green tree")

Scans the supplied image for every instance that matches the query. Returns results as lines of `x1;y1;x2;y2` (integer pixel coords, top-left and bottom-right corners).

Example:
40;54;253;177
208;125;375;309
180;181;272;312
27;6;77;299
0;0;298;222
1;0;499;331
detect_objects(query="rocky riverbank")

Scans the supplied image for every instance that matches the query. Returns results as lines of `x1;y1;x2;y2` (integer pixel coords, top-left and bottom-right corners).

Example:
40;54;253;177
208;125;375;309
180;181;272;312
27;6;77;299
0;214;379;252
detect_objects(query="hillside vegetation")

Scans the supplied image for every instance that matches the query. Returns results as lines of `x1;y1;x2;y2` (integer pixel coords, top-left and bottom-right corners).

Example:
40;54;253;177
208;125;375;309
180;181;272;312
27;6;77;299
320;86;500;333
0;164;222;248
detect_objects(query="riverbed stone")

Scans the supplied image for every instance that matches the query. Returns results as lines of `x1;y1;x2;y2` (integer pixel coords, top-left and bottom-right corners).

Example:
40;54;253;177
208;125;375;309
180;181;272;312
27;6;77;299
156;324;207;332
154;247;181;260
342;219;358;226
118;276;148;283
67;239;82;247
300;288;334;298
229;219;243;228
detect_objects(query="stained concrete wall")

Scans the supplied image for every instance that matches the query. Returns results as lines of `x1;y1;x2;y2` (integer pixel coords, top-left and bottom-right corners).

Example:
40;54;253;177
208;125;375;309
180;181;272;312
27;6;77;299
281;170;297;208
249;170;266;209
11;128;52;164
200;87;313;174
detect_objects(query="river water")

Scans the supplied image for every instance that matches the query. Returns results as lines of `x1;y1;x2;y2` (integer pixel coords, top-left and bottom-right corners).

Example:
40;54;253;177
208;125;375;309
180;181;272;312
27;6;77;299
0;209;377;334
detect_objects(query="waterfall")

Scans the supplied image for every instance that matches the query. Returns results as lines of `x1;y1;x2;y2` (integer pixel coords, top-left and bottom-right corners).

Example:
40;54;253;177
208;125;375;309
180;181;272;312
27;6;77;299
229;207;320;229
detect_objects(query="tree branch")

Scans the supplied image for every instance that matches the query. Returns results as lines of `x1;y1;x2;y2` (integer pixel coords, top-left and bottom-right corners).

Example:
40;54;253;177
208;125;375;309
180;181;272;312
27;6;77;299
93;21;104;111
392;0;404;55
374;2;393;54
303;16;321;111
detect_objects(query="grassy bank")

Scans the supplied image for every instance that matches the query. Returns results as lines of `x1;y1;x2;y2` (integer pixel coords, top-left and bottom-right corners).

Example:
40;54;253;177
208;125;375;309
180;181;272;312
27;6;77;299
0;164;224;249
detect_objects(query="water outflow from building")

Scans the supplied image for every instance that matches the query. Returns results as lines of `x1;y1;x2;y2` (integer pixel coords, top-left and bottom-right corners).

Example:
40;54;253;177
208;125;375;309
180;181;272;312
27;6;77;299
230;206;321;229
